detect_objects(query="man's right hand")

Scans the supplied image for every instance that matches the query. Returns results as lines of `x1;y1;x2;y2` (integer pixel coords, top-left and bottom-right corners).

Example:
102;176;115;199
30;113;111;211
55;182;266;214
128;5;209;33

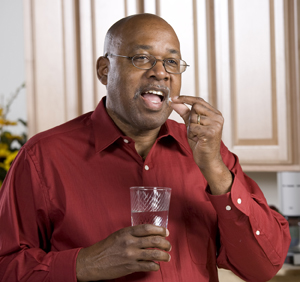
76;224;171;281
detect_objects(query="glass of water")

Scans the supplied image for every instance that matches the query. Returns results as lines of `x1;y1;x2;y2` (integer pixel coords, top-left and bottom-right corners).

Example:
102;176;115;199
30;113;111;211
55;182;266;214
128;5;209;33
130;186;172;228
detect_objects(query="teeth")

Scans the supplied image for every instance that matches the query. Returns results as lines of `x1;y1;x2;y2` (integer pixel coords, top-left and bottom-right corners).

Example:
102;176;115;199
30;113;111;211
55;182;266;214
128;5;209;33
144;90;163;96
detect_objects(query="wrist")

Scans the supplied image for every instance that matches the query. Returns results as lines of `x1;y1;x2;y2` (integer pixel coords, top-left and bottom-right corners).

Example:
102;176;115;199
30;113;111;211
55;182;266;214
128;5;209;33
200;161;233;195
76;248;89;282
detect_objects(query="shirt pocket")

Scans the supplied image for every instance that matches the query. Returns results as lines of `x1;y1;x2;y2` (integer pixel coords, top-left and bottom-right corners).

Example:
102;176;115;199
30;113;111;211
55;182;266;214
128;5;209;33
184;200;218;265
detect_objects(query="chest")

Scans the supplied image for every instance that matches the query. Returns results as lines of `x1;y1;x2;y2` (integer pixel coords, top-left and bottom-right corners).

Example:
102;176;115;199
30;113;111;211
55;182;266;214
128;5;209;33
45;140;218;250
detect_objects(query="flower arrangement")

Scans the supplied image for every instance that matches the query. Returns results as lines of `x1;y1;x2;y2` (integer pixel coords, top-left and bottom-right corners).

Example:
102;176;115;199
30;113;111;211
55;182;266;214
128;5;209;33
0;83;27;186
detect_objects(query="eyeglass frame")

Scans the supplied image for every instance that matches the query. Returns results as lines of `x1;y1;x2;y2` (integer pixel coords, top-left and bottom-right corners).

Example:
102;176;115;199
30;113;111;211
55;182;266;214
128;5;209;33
105;53;189;74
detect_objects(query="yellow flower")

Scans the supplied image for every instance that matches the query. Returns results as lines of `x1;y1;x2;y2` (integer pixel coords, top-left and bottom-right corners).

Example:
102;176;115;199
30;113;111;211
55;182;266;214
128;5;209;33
0;83;27;187
0;163;6;170
3;150;19;171
0;143;10;158
0;118;18;126
0;143;8;149
5;134;22;140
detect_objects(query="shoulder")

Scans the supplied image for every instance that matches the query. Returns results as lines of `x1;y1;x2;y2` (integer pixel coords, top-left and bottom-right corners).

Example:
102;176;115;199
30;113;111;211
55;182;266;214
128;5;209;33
24;112;93;151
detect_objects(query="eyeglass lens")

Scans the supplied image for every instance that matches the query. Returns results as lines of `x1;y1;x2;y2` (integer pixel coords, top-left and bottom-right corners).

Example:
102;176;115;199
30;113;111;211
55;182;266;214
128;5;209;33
132;54;186;74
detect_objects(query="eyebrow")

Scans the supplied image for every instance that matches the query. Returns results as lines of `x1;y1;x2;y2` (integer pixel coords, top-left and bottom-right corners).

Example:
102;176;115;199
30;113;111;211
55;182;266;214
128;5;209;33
132;45;152;52
131;45;181;56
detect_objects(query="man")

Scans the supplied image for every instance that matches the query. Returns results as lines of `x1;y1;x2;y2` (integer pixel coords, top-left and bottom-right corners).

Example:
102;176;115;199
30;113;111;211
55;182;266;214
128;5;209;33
0;13;290;282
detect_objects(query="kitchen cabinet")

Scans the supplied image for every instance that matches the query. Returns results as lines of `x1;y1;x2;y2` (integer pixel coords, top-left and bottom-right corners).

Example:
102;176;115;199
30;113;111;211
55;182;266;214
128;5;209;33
23;0;300;170
213;0;300;170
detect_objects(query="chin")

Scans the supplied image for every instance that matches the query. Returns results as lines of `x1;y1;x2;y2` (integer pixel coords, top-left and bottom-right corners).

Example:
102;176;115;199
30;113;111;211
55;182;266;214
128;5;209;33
141;118;167;130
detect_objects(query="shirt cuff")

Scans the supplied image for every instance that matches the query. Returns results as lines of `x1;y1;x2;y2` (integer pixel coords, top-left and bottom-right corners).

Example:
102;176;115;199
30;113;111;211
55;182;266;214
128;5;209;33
50;248;81;282
206;174;251;219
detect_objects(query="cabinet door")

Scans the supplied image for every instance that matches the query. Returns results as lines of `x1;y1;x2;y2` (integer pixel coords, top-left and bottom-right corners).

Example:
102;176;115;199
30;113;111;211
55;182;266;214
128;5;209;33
214;0;293;165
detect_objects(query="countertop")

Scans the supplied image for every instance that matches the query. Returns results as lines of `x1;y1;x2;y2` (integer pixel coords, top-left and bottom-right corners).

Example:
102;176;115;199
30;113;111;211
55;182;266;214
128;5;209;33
218;264;300;282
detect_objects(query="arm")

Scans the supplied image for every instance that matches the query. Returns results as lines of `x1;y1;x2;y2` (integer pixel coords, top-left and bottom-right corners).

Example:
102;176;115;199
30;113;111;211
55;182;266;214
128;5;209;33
171;96;291;281
170;96;232;195
0;148;80;282
0;148;171;282
208;144;290;281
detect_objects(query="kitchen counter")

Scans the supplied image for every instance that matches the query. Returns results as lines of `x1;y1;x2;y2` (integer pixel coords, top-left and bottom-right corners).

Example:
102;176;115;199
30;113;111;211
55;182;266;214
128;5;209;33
218;264;300;282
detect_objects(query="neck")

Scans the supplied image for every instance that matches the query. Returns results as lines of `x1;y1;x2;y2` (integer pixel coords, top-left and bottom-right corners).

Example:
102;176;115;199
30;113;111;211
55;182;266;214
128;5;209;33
127;128;160;159
106;108;161;159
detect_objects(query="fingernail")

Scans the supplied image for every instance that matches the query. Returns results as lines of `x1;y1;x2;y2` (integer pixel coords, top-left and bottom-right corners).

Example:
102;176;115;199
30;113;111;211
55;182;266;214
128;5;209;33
168;254;171;262
173;96;179;100
166;229;170;237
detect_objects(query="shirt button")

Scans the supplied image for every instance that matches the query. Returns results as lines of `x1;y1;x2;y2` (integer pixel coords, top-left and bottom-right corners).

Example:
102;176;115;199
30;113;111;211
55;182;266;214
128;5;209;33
226;205;232;211
256;230;260;236
237;198;242;204
144;165;149;171
123;139;129;143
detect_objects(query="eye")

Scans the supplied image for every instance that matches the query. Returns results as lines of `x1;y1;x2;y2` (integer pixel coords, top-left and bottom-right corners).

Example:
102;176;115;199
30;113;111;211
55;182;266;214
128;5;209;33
165;58;179;66
133;54;151;62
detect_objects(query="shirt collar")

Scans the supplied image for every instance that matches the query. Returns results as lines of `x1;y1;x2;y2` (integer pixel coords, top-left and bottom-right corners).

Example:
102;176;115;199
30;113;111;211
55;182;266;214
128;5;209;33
91;97;191;154
161;119;191;153
91;97;123;153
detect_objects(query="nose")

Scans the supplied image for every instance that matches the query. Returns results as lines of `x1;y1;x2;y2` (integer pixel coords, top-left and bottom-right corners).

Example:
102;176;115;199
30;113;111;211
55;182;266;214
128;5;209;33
147;59;169;81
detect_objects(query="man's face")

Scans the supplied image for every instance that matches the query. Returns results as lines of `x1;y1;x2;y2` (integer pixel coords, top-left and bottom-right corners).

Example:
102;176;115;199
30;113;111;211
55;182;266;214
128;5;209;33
104;17;182;132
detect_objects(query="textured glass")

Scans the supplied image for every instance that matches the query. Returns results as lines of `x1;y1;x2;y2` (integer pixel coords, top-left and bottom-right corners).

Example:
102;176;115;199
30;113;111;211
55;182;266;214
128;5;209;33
130;187;171;228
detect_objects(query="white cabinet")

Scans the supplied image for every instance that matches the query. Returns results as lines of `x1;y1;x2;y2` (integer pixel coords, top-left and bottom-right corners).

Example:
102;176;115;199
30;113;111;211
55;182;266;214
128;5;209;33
214;0;300;169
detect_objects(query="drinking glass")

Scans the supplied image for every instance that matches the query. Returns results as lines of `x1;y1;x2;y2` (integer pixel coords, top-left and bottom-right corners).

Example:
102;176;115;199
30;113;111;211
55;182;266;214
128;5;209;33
130;186;171;228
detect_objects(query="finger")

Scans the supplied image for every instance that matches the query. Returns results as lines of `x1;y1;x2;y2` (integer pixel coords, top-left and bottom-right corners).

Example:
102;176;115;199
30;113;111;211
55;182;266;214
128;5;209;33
137;236;172;251
170;101;191;126
187;123;206;140
190;113;209;126
172;96;220;115
139;248;171;262
131;224;169;238
130;261;160;273
170;96;218;126
187;123;219;143
122;260;160;274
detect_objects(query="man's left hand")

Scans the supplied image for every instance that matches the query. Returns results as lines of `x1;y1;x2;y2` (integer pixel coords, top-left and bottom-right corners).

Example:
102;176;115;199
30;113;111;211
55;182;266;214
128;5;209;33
170;96;232;195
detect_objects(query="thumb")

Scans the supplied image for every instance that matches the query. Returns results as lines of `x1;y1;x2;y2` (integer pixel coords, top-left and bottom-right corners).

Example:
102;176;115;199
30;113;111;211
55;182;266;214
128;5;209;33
170;98;190;126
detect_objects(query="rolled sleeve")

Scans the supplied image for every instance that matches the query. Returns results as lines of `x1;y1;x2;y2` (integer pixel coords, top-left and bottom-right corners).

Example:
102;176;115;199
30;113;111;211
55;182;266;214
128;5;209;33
206;176;251;219
205;169;290;281
50;248;81;282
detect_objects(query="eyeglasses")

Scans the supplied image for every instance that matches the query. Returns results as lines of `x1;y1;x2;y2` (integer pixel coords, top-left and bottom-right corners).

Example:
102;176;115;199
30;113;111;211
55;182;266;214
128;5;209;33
105;53;189;74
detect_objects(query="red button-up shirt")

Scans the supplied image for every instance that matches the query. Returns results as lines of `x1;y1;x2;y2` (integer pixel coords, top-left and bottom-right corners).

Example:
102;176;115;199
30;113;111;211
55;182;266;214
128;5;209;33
0;98;290;282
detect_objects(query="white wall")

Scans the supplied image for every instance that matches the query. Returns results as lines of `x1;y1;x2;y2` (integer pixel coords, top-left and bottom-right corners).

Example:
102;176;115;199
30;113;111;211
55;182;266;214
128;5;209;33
246;172;279;209
0;0;27;136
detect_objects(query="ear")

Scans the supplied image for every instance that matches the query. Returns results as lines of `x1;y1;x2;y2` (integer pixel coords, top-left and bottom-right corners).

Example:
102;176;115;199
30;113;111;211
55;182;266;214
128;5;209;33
96;56;109;85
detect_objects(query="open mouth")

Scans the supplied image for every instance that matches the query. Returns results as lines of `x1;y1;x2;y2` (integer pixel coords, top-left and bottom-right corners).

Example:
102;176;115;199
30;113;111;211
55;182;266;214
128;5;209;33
141;90;165;104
